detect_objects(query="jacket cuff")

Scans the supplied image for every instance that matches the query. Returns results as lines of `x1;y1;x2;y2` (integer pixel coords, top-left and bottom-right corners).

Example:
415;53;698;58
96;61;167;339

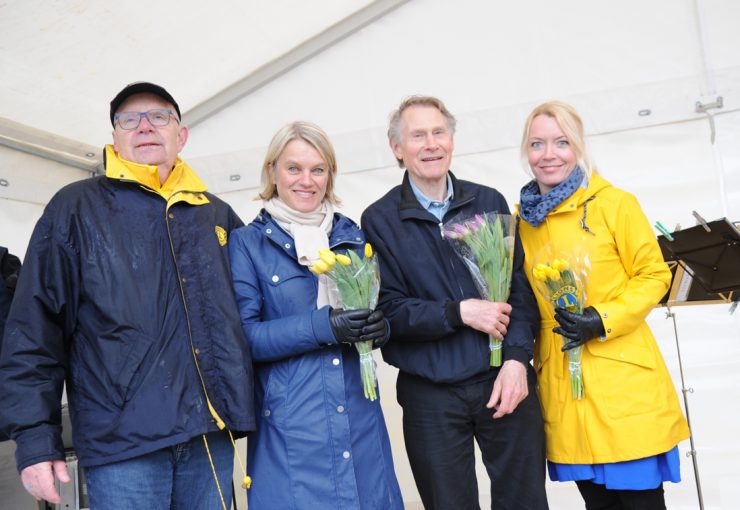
312;306;337;346
502;346;530;365
14;427;65;472
590;304;613;339
445;300;464;329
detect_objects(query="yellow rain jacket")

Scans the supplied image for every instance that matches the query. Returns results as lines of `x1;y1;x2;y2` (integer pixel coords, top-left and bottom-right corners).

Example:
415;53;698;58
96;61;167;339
518;172;690;464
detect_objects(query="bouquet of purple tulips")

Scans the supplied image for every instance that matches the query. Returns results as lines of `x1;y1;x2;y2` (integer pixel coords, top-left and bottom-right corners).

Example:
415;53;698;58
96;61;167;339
442;213;516;366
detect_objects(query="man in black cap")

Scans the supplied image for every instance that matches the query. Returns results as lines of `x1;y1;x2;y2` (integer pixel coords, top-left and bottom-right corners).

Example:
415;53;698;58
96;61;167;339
0;82;255;508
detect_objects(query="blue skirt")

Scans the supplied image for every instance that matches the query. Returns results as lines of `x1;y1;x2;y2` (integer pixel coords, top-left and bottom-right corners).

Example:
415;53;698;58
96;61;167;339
548;446;681;490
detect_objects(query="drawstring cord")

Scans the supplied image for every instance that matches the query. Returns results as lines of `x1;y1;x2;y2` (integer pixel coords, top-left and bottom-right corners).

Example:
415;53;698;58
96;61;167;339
192;345;252;509
580;196;597;235
202;435;228;510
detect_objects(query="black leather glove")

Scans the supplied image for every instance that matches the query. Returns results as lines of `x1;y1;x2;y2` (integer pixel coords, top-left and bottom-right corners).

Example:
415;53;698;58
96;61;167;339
360;309;388;346
553;306;605;351
329;308;372;344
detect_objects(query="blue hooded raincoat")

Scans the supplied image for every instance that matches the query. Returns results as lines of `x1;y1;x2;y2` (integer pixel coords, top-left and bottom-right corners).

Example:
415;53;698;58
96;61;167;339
229;210;403;510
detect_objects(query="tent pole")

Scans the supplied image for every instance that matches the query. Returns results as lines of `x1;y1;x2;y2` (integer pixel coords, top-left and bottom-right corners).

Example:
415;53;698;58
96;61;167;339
665;308;704;510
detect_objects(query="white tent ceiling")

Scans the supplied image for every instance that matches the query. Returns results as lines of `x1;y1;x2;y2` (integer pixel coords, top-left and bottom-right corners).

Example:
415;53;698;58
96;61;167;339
1;1;739;508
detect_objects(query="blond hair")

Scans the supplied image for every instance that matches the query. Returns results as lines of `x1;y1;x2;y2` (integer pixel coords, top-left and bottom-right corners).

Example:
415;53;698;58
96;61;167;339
520;101;596;178
259;121;340;205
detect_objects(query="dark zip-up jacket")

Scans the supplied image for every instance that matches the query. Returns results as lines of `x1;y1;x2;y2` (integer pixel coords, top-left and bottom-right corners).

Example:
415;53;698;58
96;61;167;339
361;171;539;384
0;152;255;470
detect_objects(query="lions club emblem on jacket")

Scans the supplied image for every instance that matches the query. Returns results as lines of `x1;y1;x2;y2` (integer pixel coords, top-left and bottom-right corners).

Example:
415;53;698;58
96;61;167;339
215;226;228;246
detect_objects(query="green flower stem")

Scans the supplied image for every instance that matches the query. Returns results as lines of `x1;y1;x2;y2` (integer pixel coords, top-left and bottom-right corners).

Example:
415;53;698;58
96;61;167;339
357;345;376;401
322;249;380;400
489;337;502;367
567;348;585;400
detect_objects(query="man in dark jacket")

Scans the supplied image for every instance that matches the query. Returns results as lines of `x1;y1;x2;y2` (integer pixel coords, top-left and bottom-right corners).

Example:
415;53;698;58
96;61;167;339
361;96;548;509
0;246;21;444
0;82;255;508
0;246;21;348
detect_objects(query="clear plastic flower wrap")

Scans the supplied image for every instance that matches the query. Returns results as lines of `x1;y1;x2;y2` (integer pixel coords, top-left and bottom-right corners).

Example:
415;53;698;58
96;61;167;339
442;213;516;367
310;244;380;400
530;244;591;399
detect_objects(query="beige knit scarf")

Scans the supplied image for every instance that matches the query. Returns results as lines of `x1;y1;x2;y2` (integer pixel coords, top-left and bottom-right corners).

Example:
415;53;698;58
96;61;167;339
263;197;335;307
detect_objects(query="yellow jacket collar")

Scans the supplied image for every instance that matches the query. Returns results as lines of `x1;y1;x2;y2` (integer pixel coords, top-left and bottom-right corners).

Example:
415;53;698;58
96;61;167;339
104;145;209;204
550;172;611;216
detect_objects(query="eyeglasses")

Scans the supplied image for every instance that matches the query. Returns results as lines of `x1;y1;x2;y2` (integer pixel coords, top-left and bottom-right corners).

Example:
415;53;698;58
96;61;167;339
114;109;180;130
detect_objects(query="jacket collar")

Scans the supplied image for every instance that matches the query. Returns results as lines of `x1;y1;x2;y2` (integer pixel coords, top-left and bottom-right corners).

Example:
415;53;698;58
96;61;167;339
104;145;209;207
546;172;611;217
399;170;475;221
255;210;363;258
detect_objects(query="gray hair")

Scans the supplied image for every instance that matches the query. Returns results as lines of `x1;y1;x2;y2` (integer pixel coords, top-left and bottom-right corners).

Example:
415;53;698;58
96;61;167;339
387;95;457;168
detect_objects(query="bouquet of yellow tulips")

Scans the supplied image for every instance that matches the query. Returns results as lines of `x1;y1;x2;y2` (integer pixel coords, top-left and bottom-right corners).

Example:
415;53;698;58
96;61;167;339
531;250;589;400
309;243;380;400
442;213;517;366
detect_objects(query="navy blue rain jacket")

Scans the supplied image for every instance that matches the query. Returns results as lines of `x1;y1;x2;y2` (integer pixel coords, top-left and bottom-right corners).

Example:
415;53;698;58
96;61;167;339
229;210;403;510
361;172;539;384
0;173;255;470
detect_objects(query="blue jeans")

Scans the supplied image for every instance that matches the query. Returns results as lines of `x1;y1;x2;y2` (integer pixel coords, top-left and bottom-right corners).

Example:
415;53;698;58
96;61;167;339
85;430;234;510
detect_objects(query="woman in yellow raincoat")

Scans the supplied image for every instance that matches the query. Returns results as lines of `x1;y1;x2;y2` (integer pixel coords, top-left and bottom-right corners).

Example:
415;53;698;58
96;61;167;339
517;101;690;509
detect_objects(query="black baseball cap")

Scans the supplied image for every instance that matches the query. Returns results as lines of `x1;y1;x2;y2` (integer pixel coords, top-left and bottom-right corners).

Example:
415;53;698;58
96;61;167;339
109;82;181;126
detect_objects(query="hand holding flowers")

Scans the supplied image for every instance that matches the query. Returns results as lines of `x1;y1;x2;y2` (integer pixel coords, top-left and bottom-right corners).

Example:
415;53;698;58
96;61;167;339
442;213;516;366
531;253;589;399
310;244;382;400
553;306;605;351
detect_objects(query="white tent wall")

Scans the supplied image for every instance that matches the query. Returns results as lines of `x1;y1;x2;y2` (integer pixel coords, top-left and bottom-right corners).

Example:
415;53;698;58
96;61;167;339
0;145;85;258
1;0;739;508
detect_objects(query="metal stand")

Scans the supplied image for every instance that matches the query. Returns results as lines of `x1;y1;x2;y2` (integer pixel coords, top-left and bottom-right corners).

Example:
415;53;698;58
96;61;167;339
38;452;89;510
665;307;705;510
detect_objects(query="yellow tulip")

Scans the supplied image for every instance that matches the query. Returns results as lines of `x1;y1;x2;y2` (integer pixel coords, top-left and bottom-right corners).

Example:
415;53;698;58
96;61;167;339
535;263;549;272
319;249;336;266
336;254;352;266
532;268;547;281
311;259;330;274
364;243;373;258
546;267;561;281
552;259;569;272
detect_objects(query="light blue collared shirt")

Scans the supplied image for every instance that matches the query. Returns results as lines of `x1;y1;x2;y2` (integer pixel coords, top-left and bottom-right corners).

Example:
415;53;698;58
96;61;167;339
408;173;454;221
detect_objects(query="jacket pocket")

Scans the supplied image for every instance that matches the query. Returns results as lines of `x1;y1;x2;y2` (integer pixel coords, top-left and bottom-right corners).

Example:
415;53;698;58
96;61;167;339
259;266;313;317
258;364;287;429
113;334;156;408
535;330;563;424
586;329;663;419
534;328;552;373
70;331;155;410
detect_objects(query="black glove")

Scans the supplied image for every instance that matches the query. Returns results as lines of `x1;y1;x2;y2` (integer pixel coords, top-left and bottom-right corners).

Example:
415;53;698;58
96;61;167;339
553;306;605;351
329;308;372;344
360;309;388;346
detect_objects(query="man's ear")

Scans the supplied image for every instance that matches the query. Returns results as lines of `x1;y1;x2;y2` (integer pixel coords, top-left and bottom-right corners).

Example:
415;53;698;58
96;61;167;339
177;125;189;152
389;138;404;164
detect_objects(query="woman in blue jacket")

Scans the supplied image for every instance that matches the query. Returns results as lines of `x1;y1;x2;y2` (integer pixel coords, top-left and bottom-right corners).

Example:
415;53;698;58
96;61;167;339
229;121;404;509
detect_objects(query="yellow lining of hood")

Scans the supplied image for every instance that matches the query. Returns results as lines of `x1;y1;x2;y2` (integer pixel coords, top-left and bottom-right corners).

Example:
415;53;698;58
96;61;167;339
104;145;210;207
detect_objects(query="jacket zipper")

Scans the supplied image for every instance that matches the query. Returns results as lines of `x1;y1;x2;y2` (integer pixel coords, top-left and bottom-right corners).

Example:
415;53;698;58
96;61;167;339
438;221;466;299
165;194;220;427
